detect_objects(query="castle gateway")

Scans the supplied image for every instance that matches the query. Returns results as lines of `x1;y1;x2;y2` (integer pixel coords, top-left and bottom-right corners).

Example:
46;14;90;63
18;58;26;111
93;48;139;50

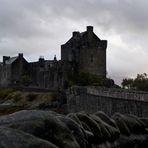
0;26;107;89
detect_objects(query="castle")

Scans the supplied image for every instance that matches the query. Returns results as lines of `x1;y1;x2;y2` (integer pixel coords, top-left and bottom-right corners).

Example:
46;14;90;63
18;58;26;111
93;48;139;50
0;26;107;90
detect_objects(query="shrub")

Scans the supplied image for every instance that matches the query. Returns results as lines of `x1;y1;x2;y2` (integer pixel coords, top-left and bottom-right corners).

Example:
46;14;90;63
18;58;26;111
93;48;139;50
0;89;15;100
27;93;38;102
68;70;114;87
13;93;21;102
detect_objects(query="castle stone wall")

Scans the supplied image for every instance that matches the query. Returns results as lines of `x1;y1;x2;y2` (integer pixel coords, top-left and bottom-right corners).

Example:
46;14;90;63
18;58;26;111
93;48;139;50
86;86;148;101
61;26;107;78
67;86;148;117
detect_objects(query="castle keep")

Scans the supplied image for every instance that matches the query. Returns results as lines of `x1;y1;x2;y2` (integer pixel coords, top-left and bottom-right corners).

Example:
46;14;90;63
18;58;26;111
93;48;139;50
0;26;107;89
61;26;107;77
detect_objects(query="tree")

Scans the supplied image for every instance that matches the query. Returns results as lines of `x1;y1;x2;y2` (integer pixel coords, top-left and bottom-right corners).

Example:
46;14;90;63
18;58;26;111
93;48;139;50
133;73;148;91
121;78;134;89
68;70;114;87
122;73;148;91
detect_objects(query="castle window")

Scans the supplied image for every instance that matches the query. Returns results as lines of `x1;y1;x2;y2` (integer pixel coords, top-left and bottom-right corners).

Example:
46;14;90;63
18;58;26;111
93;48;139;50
91;55;94;63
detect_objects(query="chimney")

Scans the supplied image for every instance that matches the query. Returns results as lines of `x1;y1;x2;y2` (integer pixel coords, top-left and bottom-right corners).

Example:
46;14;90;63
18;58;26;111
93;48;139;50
18;53;23;58
3;56;10;65
72;31;79;37
87;26;93;33
87;26;93;40
54;55;57;61
39;56;44;61
39;56;45;67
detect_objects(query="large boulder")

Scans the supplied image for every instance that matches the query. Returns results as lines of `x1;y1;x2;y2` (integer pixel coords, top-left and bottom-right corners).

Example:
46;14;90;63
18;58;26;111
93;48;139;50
0;126;58;148
0;110;58;125
90;114;120;142
140;118;148;128
112;113;131;136
58;116;88;148
90;114;112;142
68;112;94;144
113;113;146;134
116;135;148;148
126;114;147;134
68;113;83;125
95;111;118;129
76;112;103;144
0;110;80;148
0;109;148;148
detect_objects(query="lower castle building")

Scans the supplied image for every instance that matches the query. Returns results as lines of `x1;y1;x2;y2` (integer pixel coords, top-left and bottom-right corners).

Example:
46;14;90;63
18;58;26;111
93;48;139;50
0;26;107;89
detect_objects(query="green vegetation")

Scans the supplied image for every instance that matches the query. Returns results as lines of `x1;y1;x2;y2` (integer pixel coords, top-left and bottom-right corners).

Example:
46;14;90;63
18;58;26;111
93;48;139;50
122;73;148;91
13;92;22;102
0;88;15;99
66;70;114;88
0;89;56;115
122;78;134;89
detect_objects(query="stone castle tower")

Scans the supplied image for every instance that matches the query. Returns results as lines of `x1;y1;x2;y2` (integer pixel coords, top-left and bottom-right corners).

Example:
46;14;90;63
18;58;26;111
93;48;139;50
61;26;107;77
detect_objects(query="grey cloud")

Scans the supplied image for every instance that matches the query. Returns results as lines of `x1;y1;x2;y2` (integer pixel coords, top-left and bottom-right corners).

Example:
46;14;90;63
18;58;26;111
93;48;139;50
0;0;148;84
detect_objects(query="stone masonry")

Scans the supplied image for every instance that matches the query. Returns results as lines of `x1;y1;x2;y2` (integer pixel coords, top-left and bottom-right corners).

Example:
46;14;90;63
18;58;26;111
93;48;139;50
0;26;107;89
67;86;148;117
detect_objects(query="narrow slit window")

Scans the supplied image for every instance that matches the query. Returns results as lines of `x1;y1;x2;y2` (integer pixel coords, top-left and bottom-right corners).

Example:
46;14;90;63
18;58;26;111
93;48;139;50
91;55;93;63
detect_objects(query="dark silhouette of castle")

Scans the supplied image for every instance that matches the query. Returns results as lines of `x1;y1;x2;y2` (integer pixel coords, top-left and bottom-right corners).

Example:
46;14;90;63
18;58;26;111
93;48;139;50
0;26;107;89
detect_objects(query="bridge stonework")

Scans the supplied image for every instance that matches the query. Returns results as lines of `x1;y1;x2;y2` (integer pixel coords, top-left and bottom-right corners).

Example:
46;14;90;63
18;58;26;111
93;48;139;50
67;86;148;117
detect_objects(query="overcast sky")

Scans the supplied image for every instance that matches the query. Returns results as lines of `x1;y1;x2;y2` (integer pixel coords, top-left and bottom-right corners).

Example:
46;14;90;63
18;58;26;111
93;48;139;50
0;0;148;84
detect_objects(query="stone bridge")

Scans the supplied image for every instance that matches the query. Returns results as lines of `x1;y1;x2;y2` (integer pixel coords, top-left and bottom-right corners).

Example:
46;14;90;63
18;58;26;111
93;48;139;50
67;86;148;117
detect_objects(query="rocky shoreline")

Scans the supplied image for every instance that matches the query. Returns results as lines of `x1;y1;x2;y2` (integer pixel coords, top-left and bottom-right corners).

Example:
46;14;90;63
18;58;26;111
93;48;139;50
0;110;147;148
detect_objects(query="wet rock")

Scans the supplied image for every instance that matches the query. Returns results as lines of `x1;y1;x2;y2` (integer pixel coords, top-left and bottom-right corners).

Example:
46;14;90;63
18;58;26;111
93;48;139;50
0;110;80;148
0;110;58;125
90;114;120;142
140;117;148;128
126;114;147;134
58;116;88;148
113;113;146;134
112;113;131;136
76;112;103;144
68;112;94;144
0;126;58;148
0;110;147;148
95;111;118;129
116;134;148;148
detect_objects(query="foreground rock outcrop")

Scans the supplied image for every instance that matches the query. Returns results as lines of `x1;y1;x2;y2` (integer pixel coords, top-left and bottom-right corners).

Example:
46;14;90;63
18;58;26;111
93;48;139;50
0;110;148;148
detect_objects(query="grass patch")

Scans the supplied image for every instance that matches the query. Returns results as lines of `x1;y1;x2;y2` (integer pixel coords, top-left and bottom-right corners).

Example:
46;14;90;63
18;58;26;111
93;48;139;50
13;92;22;102
0;89;15;100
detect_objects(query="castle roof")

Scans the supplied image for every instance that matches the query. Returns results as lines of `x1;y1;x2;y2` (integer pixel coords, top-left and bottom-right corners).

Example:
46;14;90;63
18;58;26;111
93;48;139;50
63;26;102;47
5;56;18;64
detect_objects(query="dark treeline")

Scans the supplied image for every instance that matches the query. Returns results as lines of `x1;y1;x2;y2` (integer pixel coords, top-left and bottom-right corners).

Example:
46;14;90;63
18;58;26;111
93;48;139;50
122;73;148;91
